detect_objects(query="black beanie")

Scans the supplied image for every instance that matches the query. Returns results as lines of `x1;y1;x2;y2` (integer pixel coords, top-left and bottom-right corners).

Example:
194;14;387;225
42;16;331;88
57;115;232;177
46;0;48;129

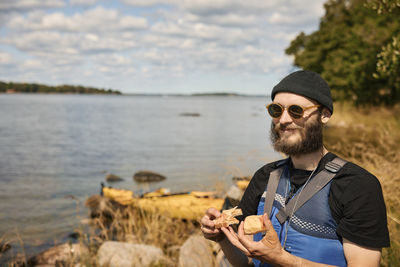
271;70;333;114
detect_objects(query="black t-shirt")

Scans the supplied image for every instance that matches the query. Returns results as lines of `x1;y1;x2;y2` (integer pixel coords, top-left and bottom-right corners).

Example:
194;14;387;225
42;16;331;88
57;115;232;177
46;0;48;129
238;152;390;248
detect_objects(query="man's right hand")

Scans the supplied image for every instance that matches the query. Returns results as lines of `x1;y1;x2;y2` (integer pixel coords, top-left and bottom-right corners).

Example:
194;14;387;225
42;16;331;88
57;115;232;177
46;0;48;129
200;207;225;242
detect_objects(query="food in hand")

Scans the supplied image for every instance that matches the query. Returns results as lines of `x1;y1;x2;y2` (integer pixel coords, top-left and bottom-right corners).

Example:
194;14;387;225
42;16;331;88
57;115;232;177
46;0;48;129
213;206;243;228
244;215;266;234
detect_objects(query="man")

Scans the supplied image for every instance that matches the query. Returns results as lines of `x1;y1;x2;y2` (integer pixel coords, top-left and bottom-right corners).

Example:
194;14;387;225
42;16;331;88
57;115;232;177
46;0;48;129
200;70;390;266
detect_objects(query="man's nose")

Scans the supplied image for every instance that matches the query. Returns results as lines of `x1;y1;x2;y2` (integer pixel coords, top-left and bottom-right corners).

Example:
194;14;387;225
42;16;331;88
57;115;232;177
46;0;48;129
279;109;293;124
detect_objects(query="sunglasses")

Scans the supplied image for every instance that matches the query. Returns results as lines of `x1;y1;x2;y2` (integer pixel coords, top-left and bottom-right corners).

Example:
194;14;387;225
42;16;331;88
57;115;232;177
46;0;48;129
266;103;320;119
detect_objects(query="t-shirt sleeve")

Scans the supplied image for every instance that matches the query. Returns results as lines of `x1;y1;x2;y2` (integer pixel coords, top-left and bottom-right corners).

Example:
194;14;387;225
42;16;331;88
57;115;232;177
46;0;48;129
237;166;270;221
335;171;390;248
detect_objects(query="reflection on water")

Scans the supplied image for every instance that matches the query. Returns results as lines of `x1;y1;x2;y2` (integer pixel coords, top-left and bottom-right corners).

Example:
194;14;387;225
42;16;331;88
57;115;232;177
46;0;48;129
0;94;280;258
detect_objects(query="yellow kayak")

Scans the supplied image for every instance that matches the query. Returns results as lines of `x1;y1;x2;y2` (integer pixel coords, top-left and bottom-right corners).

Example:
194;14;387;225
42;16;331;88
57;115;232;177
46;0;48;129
102;187;224;221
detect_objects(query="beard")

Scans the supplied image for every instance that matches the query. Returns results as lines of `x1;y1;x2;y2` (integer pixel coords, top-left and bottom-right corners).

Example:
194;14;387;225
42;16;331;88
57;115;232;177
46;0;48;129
269;116;323;156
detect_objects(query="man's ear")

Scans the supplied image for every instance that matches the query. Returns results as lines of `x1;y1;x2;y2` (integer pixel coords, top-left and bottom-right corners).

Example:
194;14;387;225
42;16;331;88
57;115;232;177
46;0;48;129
320;108;331;124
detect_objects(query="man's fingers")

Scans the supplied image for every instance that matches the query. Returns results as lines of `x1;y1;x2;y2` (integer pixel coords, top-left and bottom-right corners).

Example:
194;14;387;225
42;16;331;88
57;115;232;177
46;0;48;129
206;207;221;220
200;215;215;229
221;226;251;255
201;225;219;234
261;214;280;249
200;209;225;242
237;221;255;248
201;207;222;229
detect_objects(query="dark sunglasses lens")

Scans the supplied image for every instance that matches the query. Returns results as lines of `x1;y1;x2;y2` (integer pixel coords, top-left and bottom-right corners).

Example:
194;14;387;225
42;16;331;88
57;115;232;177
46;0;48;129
288;105;304;119
268;104;283;118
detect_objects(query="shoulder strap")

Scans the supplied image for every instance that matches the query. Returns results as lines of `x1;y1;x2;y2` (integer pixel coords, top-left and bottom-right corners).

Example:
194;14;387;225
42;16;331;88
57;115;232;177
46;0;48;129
263;167;284;217
275;157;347;224
263;159;288;216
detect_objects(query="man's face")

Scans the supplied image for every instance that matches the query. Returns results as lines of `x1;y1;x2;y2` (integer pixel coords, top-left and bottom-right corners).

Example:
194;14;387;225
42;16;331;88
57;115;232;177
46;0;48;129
269;92;323;156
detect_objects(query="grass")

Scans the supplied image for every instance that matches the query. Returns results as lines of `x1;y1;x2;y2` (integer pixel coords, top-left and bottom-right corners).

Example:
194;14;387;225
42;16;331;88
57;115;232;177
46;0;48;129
324;102;400;267
81;195;204;266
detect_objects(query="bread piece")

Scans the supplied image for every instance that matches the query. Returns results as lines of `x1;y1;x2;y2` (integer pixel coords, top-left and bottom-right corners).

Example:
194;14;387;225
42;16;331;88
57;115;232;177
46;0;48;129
244;215;266;234
213;206;243;228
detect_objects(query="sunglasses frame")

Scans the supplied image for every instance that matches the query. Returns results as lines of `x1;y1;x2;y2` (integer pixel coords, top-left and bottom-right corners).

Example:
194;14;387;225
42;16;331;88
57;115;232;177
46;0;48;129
266;103;320;119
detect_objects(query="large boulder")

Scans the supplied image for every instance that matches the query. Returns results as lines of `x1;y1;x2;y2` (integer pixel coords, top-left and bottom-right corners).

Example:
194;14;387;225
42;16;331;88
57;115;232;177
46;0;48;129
27;243;88;266
97;241;165;267
179;235;214;267
133;171;166;183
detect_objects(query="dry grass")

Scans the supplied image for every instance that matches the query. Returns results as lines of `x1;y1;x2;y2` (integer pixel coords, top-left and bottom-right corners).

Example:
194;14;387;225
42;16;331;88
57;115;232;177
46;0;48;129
324;102;400;266
81;196;203;266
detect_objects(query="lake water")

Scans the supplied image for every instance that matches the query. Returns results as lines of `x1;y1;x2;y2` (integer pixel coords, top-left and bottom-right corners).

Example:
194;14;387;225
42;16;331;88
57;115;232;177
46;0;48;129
0;94;280;260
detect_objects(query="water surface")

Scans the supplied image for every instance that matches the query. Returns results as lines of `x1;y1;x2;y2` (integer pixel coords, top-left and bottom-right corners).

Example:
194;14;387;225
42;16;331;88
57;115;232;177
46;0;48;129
0;94;280;258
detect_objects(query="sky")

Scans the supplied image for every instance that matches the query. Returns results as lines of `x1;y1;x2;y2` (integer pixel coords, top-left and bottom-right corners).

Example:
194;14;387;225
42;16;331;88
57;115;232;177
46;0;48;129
0;0;326;95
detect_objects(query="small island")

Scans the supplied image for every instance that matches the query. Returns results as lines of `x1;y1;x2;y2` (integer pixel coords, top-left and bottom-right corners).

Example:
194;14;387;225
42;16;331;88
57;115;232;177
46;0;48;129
0;81;121;95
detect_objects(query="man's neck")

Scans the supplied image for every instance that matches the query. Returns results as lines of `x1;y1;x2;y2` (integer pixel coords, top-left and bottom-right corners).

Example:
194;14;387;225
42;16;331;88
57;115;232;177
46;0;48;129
290;147;328;171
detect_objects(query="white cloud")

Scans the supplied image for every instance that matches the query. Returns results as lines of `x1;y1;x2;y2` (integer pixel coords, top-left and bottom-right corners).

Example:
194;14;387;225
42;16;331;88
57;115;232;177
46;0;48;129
0;52;13;64
21;58;45;69
120;16;148;30
0;0;327;93
0;0;65;11
179;0;278;15
267;1;325;28
121;0;175;7
203;14;259;27
69;0;98;6
7;7;148;33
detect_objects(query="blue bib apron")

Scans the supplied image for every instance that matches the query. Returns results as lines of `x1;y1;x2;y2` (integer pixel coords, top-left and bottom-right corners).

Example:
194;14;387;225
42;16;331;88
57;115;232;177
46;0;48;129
253;164;347;267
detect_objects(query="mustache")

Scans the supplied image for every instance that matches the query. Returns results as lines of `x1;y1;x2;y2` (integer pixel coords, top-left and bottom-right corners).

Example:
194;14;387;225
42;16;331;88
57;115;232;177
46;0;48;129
273;123;300;131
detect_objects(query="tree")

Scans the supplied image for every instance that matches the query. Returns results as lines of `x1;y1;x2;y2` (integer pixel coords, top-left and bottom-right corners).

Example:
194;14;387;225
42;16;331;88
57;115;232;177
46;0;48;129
368;0;400;104
0;82;6;92
286;0;400;105
0;81;122;94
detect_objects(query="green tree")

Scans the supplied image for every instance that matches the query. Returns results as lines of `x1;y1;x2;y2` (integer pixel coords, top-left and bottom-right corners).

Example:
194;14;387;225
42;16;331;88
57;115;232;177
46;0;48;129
367;0;400;103
286;0;400;105
0;81;121;94
0;82;6;92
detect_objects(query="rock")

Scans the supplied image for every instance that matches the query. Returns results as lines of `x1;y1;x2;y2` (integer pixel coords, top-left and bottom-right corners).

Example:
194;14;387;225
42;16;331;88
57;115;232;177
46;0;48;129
179;235;214;267
97;241;165;267
133;171;166;183
68;231;81;241
106;173;124;182
179;112;200;117
221;184;245;210
226;185;244;200
28;243;88;266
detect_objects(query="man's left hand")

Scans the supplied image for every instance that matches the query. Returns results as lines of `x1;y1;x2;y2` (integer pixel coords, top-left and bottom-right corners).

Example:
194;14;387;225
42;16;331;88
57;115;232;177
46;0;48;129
221;214;287;265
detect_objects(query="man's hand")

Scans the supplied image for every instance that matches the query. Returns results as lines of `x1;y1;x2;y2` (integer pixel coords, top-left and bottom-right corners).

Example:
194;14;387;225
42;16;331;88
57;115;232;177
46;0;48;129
221;214;288;266
200;207;225;242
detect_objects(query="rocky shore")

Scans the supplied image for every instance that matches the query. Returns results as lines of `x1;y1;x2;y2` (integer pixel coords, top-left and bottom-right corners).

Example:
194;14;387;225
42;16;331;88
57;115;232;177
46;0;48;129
2;172;249;267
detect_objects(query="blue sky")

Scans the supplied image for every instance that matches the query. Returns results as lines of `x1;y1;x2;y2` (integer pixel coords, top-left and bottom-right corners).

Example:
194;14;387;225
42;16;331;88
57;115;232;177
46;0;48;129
0;0;326;95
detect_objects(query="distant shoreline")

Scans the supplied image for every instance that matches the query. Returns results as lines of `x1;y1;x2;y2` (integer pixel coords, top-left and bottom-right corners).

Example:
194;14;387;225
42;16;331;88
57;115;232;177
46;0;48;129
0;81;121;95
1;91;267;98
1;81;266;97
